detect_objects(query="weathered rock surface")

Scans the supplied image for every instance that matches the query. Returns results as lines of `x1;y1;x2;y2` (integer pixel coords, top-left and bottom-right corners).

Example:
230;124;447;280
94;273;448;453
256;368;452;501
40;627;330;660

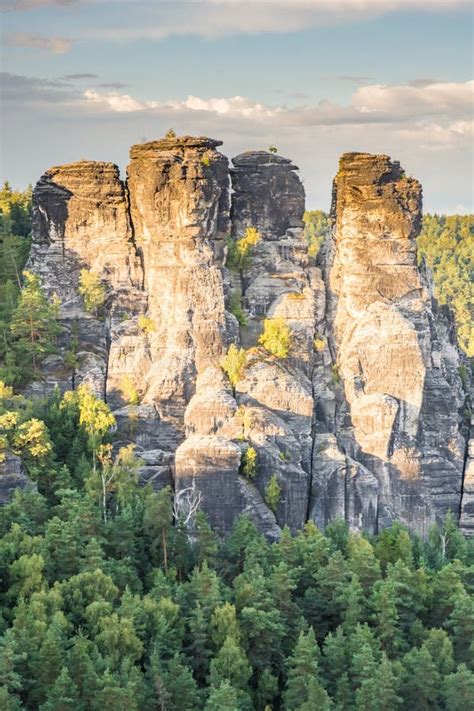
0;452;31;504
320;153;467;535
11;139;469;538
28;160;144;397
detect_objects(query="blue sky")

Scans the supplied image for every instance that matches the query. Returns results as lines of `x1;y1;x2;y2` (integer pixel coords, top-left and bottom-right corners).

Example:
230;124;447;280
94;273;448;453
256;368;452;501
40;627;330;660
1;0;473;212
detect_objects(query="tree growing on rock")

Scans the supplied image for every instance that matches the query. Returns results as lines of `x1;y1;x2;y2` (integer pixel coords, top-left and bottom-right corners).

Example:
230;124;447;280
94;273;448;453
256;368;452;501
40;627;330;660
7;271;60;382
78;269;106;315
226;226;261;273
241;446;257;479
265;474;282;512
259;317;292;358
220;344;247;393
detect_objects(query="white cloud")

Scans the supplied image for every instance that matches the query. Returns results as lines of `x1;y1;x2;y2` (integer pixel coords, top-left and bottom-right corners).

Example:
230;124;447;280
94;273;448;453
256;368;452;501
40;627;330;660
82;0;471;42
82;80;474;136
353;81;474;118
5;31;72;53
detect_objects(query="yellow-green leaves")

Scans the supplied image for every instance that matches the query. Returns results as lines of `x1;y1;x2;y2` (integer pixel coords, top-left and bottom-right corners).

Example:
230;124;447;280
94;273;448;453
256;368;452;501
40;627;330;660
138;314;155;334
241;446;257;479
258;318;292;359
226;226;261;271
13;418;52;460
220;344;247;389
78;269;106;315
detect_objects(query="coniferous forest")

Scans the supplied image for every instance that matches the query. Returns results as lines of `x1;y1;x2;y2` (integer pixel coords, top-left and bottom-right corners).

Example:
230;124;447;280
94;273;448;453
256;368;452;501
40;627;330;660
0;185;473;710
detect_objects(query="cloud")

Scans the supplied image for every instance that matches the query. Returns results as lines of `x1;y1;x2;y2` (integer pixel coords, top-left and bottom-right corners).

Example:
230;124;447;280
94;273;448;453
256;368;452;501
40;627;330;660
0;71;75;102
1;0;81;10
323;75;374;84
83;1;472;42
81;80;474;134
353;81;474;119
408;77;445;87
63;72;98;80
97;82;129;89
5;32;72;53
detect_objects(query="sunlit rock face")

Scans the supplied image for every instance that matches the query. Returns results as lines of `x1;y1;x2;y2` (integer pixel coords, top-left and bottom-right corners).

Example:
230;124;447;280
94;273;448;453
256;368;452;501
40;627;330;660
16;140;470;538
325;152;467;535
28;161;144;398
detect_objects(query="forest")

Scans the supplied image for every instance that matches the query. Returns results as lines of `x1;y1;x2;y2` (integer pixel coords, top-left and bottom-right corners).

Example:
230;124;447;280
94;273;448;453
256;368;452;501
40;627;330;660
0;186;473;710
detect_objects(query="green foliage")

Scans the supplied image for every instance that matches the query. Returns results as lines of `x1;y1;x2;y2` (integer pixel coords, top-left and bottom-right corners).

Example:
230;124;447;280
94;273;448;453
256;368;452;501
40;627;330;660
165;128;176;139
220;344;247;389
265;474;281;511
225;226;261;271
241;446;257;479
0;181;32;238
1;271;60;385
258;317;292;358
417;213;473;356
228;292;248;326
0;381;472;709
78;269;106;315
303;210;330;260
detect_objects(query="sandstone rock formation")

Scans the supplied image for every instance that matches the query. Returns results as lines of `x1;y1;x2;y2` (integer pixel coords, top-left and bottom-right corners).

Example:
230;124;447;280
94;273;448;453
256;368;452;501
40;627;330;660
9;138;470;538
319;153;467;535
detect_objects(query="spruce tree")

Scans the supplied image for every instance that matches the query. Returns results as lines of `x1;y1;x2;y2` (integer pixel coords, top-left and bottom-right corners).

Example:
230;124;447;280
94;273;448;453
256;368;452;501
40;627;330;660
284;628;331;711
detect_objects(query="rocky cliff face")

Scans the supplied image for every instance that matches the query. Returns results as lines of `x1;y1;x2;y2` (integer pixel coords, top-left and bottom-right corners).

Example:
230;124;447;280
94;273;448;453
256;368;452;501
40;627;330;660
13;138;470;537
319;153;467;536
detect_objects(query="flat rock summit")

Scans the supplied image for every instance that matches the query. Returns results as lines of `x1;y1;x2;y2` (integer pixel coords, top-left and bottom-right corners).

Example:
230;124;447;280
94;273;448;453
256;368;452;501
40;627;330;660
11;135;472;537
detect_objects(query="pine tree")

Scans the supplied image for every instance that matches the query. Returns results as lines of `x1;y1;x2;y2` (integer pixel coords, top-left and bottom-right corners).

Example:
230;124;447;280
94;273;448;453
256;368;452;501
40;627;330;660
355;652;401;711
443;664;474;710
9;271;60;381
205;680;248;711
38;667;79;711
284;628;331;710
208;635;252;693
400;647;441;710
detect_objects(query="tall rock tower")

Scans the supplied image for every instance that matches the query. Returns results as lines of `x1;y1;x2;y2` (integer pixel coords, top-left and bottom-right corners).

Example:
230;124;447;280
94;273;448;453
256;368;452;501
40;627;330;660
323;153;467;535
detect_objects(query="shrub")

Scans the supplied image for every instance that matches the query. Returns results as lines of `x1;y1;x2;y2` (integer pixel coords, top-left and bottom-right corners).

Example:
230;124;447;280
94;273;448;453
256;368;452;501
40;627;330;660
138;315;155;334
241;446;257;479
165;128;176;139
265;474;281;511
120;375;140;406
313;337;326;353
331;363;341;384
201;153;211;167
220;344;247;389
258;318;292;358
78;270;106;315
229;293;248;326
226;226;261;271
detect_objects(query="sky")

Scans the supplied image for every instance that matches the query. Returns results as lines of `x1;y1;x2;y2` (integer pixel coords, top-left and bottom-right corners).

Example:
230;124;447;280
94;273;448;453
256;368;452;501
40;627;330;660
1;0;473;213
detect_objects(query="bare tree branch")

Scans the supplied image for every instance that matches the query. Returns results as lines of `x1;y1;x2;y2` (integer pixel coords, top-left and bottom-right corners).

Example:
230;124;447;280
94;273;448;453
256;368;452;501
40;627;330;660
173;478;203;526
